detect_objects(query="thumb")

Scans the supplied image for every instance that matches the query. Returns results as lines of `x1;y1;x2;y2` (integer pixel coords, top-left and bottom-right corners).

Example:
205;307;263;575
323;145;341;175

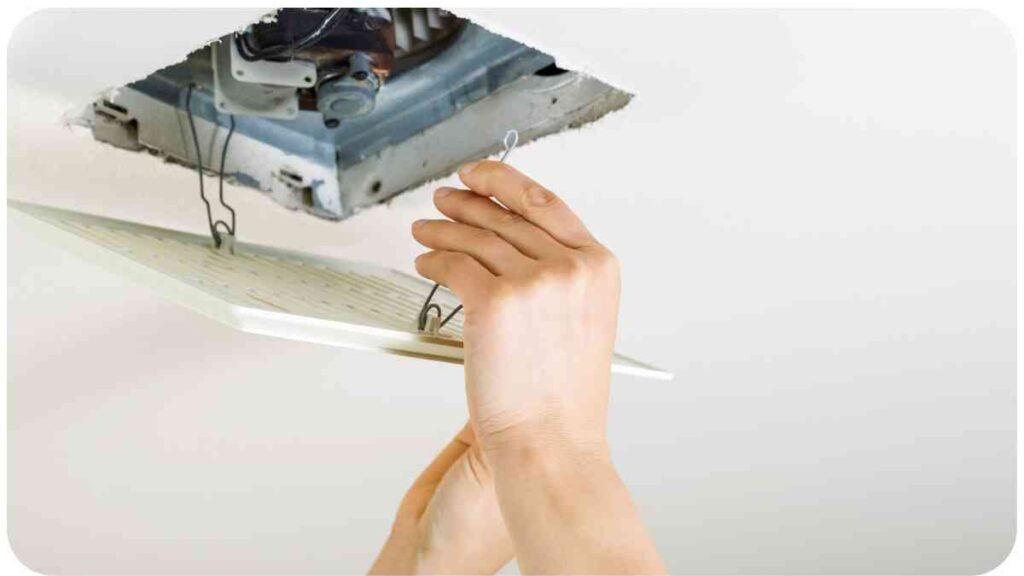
395;422;473;522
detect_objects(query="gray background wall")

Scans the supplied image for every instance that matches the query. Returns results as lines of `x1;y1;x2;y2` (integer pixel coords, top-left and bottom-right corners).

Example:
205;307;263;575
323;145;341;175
6;9;1016;574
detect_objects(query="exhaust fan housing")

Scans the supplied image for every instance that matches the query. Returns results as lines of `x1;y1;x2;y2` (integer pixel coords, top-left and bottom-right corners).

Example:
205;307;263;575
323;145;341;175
82;7;632;221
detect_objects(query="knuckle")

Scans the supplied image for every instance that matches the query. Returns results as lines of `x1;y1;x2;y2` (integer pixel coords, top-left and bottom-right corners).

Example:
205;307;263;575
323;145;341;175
479;281;516;310
494;209;525;226
529;253;609;291
472;227;500;243
473;229;507;256
532;263;565;286
521;182;558;209
448;252;475;269
561;254;589;276
593;248;621;277
537;255;587;282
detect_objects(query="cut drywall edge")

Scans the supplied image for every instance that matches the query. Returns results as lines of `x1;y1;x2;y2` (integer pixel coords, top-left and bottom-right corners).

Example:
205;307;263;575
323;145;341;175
60;8;635;224
451;8;640;97
11;8;636;123
8;9;268;107
60;11;276;123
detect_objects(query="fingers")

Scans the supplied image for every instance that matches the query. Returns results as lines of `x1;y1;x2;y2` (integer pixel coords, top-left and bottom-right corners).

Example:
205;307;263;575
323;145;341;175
412;219;531;275
459;161;596;249
455;421;476;445
415;250;494;307
396;422;474;522
433;188;567;259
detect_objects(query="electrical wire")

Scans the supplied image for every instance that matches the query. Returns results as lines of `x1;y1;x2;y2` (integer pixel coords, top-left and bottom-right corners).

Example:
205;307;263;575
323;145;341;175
418;130;519;332
417;284;452;331
236;8;350;62
185;84;236;247
218;114;237;236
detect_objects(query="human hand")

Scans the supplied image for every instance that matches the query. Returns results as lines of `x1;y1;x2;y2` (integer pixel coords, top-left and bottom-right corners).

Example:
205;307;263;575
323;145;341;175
412;161;620;456
369;422;513;575
411;162;664;573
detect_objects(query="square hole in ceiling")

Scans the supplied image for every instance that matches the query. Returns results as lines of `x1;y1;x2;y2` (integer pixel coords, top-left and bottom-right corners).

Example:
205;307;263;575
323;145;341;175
80;8;632;221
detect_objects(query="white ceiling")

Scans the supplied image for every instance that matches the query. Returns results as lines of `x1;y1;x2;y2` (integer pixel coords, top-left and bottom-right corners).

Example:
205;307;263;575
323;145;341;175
7;9;1016;574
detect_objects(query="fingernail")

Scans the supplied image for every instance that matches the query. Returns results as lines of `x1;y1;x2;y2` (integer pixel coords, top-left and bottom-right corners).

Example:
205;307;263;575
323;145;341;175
434;187;452;199
459;161;481;177
412;219;427;229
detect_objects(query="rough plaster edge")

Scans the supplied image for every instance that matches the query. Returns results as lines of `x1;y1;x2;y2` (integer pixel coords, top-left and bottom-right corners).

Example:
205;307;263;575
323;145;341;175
449;8;639;97
54;7;636;224
58;9;274;122
59;7;634;126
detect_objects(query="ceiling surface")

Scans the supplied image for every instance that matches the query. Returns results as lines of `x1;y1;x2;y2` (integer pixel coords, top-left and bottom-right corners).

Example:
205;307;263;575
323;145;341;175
6;9;1015;574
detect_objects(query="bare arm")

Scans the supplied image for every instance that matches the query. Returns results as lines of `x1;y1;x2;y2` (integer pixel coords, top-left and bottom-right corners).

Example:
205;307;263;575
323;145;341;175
412;161;665;574
370;423;513;574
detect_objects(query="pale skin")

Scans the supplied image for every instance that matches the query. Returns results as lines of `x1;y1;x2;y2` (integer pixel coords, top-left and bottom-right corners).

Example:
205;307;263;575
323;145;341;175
370;161;665;575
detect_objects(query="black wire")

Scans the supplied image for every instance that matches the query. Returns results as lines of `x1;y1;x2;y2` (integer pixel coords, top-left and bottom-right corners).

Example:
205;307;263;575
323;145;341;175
417;283;463;332
236;8;350;62
218;114;237;236
185;84;236;247
417;131;520;333
417;284;441;330
291;8;350;52
185;84;219;246
440;305;462;328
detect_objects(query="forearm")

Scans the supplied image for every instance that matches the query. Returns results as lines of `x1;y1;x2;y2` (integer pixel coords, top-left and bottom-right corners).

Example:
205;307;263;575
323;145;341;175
369;528;418;575
412;160;661;572
487;436;665;574
370;532;473;575
370;422;515;575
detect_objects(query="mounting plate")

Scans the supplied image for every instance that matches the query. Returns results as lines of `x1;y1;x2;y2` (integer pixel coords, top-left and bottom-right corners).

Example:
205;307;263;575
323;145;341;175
212;41;299;119
229;38;317;88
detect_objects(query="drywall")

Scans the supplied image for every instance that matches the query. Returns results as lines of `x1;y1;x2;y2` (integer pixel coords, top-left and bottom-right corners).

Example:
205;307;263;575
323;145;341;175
6;9;1016;574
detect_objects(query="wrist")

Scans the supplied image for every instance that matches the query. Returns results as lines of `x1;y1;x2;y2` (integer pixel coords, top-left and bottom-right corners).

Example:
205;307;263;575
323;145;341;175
480;416;611;479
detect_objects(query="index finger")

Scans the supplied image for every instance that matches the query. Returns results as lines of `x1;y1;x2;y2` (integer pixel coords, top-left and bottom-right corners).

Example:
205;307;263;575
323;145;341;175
458;161;596;249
